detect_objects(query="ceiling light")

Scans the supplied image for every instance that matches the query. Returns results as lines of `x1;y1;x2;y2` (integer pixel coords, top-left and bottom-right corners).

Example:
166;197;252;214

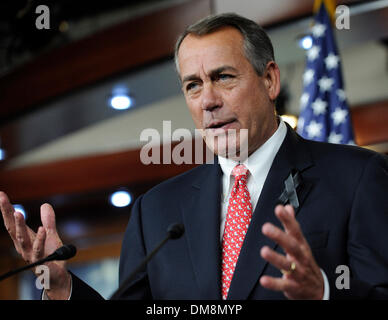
13;204;27;220
110;191;132;208
109;85;133;110
110;95;132;110
298;34;313;50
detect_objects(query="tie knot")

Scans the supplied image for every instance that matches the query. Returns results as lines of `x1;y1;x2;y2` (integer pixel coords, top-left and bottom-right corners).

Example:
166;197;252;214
232;164;249;178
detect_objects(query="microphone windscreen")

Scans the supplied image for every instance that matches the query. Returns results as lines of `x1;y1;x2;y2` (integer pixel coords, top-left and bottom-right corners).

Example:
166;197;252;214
167;223;185;239
54;244;77;260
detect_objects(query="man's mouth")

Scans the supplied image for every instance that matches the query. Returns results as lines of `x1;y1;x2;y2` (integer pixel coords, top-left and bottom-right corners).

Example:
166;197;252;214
206;119;236;130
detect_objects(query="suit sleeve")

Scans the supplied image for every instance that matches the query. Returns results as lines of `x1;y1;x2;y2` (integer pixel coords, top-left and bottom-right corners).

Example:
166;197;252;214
329;153;388;299
69;271;105;300
118;194;152;299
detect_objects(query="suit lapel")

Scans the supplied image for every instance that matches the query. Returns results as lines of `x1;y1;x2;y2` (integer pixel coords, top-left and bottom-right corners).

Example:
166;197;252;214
227;125;314;299
181;162;223;299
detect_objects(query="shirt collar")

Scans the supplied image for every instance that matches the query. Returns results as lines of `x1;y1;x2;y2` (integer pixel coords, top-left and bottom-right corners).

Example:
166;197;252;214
218;119;287;183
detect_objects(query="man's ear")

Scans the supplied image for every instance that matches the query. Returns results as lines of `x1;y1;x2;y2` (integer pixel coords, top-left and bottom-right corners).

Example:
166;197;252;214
263;61;281;101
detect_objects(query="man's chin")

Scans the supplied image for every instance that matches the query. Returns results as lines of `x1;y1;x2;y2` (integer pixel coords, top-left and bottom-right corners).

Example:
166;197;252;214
205;140;249;161
203;130;249;161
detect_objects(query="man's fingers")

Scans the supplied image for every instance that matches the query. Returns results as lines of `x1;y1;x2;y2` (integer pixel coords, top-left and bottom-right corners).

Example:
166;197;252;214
14;211;33;255
40;203;57;232
32;227;46;261
260;206;324;299
0;191;16;238
40;203;63;251
274;204;304;242
260;246;296;275
261;222;304;261
260;275;298;293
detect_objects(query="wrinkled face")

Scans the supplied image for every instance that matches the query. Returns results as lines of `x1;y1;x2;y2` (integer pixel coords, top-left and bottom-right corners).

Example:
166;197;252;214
177;27;280;158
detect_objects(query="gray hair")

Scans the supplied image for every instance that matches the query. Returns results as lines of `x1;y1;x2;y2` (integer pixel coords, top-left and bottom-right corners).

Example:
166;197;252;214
174;13;275;77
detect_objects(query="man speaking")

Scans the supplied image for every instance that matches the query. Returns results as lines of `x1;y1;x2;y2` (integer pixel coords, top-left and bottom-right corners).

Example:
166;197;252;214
1;13;388;300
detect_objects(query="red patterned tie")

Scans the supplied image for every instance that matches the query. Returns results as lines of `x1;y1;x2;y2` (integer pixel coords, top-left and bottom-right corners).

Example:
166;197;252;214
221;164;253;300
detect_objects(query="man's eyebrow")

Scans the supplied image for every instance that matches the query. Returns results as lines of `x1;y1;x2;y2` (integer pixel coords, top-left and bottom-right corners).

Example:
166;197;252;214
182;74;200;83
181;65;238;83
209;65;238;76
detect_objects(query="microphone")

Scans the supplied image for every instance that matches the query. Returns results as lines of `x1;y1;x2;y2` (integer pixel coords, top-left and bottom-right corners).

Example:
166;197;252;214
0;244;77;282
167;223;185;239
110;223;185;300
44;244;77;262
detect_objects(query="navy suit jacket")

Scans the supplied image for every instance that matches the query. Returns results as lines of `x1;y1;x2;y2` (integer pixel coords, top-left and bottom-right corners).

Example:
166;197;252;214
71;125;388;300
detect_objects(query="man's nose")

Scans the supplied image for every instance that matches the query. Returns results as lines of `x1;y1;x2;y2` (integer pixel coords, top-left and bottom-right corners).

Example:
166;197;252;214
201;84;222;112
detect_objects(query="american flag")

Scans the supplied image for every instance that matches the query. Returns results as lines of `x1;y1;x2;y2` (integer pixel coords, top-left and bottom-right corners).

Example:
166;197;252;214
297;3;355;145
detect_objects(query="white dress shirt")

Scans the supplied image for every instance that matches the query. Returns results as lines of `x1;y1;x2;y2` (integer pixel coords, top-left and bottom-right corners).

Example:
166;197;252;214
218;119;287;241
218;119;329;300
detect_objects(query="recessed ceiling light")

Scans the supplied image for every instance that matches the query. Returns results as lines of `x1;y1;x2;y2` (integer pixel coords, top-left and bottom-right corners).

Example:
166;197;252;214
110;191;132;208
109;85;133;110
13;204;27;220
110;95;132;110
298;34;313;50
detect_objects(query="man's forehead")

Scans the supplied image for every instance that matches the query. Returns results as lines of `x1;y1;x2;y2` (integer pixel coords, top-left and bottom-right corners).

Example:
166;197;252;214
177;28;245;78
179;27;244;55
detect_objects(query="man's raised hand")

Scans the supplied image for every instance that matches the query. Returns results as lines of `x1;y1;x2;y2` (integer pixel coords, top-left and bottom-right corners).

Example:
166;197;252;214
259;204;324;300
0;191;71;299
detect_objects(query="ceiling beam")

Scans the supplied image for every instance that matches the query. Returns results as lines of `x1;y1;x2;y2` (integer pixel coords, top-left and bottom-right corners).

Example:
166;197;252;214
0;144;200;202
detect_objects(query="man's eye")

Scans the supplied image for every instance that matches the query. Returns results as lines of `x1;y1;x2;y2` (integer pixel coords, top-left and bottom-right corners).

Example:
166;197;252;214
218;74;233;81
186;82;198;92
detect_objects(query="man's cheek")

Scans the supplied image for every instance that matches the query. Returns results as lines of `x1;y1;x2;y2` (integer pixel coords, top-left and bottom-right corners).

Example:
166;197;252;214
187;109;202;128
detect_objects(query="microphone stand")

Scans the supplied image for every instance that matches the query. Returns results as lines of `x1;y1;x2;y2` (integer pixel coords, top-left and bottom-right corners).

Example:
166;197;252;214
0;244;76;282
0;258;51;282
